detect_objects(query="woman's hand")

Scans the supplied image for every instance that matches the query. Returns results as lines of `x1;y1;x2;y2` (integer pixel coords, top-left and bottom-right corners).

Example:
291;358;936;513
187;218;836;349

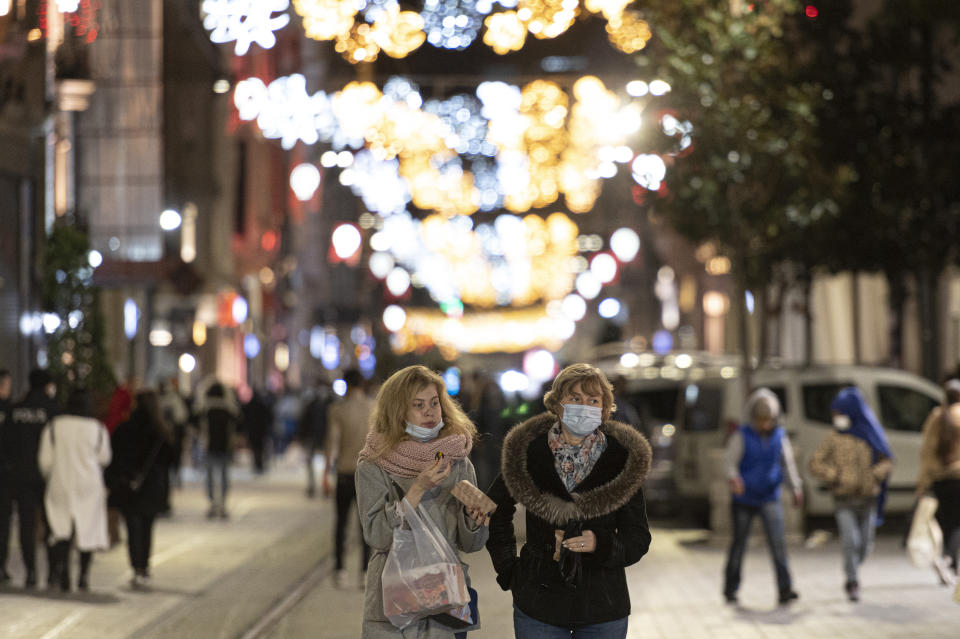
414;457;451;490
562;529;596;553
466;506;490;527
406;458;451;508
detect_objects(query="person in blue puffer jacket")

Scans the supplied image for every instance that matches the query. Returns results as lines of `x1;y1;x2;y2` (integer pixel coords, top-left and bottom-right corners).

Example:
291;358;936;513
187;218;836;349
722;388;803;606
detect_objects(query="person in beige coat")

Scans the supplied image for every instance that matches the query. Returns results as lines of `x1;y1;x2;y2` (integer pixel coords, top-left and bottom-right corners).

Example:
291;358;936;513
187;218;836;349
355;365;489;639
38;389;112;591
326;368;376;587
916;379;960;584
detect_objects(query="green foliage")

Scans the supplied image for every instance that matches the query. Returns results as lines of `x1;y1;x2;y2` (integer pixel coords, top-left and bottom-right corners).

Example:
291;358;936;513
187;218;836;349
638;0;848;288
40;220;115;402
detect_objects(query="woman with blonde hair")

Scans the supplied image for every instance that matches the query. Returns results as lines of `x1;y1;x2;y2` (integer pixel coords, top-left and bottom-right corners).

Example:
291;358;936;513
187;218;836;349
356;365;489;638
485;363;652;638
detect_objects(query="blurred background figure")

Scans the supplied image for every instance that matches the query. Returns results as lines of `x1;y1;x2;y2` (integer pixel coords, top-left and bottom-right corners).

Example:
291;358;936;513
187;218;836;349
917;379;960;585
38;389;111;592
297;379;331;498
2;369;59;588
274;387;303;458
104;376;137;544
197;381;240;519
466;370;507;492
107;390;176;589
723;388;802;606
242;388;273;475
158;377;189;494
0;369;13;584
610;374;642;433
324;369;373;588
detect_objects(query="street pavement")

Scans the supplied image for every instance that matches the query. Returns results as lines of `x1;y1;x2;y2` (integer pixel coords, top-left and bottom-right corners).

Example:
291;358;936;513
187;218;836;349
0;456;957;638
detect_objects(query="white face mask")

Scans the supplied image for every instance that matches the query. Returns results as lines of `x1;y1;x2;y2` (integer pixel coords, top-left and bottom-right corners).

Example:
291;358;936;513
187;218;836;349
833;414;851;431
560;404;603;437
405;420;444;442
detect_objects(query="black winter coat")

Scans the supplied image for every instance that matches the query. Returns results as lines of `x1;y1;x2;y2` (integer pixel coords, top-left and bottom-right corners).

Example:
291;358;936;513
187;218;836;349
485;413;652;629
106;412;174;515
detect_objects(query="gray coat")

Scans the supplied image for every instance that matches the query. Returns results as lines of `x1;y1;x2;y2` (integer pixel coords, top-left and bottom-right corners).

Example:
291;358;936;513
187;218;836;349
356;457;489;638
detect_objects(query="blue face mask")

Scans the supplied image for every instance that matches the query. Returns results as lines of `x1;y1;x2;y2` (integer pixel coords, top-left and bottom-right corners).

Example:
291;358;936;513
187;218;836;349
560;404;602;437
405;420;444;442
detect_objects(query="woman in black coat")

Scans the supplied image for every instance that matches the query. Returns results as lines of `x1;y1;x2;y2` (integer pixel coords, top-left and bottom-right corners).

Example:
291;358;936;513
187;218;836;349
105;390;175;589
485;363;651;638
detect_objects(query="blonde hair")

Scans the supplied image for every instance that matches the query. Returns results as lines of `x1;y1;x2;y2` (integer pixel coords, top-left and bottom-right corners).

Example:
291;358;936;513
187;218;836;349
543;363;616;423
369;365;477;457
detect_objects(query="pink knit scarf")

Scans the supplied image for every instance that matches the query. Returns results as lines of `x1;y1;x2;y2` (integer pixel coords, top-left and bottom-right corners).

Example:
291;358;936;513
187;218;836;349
358;431;472;478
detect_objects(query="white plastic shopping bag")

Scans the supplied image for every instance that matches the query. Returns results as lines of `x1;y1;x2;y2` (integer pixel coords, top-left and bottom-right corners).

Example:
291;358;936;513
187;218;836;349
906;496;943;568
381;498;469;630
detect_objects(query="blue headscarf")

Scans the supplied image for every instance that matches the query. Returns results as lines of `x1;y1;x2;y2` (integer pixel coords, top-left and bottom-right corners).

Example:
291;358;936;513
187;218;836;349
830;386;894;523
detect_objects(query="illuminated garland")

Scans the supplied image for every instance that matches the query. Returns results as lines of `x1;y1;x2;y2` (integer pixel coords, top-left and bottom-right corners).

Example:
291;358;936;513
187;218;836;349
235;73;672;217
202;0;653;61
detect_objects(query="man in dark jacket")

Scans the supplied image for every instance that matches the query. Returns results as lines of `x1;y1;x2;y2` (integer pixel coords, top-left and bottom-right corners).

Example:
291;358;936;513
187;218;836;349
0;369;13;583
199;382;239;518
297;381;331;498
241;389;272;475
2;369;59;587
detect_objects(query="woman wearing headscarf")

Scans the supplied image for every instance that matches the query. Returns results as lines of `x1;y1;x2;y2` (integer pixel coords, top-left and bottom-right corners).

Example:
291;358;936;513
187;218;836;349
355;365;489;638
723;388;803;606
809;386;894;601
485;363;651;638
916;379;960;584
38;389;112;591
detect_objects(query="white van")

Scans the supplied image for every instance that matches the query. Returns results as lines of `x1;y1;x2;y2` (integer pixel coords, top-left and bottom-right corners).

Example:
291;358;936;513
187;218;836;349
674;364;944;519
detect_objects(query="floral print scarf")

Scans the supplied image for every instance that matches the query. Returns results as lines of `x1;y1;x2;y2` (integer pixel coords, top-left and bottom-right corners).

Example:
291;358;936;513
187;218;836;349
548;421;607;493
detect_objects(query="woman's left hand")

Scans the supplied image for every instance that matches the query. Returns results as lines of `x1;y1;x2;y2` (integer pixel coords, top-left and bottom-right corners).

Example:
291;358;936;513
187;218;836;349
562;530;596;553
466;506;490;527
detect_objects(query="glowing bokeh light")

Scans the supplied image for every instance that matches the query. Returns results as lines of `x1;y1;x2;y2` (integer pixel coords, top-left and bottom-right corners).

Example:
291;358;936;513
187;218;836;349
383;304;407;331
609;228;640;262
331;223;363;260
598;297;621;319
290;163;321;201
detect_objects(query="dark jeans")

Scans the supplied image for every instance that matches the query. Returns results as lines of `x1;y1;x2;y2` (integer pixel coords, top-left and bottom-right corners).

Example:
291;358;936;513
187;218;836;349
123;511;156;574
206;453;230;510
724;500;793;597
0;478;11;572
933;479;960;570
3;482;46;576
512;607;628;638
334;474;369;571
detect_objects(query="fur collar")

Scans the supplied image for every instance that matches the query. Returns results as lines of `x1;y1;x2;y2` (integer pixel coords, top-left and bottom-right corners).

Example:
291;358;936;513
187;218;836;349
501;412;652;526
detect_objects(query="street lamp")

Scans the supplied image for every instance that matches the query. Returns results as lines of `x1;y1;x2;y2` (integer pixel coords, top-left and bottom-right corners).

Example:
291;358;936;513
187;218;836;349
159;208;182;231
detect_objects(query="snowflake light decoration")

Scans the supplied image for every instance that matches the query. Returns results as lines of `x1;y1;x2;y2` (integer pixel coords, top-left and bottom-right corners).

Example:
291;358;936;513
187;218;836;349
202;0;291;56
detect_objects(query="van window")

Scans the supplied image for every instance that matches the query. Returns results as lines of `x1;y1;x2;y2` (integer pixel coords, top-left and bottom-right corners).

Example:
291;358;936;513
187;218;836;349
682;384;723;432
802;383;853;425
877;385;940;433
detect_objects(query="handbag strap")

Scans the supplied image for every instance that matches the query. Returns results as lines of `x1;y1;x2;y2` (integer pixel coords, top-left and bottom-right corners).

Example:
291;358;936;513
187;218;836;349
133;435;164;485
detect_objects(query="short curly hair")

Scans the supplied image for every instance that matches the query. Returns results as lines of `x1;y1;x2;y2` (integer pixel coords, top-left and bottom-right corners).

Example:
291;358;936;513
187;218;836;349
542;363;616;423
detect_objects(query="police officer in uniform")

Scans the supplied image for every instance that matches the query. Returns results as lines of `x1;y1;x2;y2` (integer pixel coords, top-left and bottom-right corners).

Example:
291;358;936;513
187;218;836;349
3;370;59;587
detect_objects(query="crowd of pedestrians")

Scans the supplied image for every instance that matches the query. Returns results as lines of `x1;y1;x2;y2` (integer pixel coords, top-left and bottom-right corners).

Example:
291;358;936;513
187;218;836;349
0;360;957;638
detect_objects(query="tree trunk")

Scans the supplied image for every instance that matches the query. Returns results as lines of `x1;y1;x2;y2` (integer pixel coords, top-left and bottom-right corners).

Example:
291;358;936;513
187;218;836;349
736;274;753;398
801;279;813;366
851;271;861;364
917;265;940;381
886;273;905;369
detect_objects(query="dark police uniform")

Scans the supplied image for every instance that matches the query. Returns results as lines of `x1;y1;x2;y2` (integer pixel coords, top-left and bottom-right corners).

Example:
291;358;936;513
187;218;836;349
1;389;59;585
